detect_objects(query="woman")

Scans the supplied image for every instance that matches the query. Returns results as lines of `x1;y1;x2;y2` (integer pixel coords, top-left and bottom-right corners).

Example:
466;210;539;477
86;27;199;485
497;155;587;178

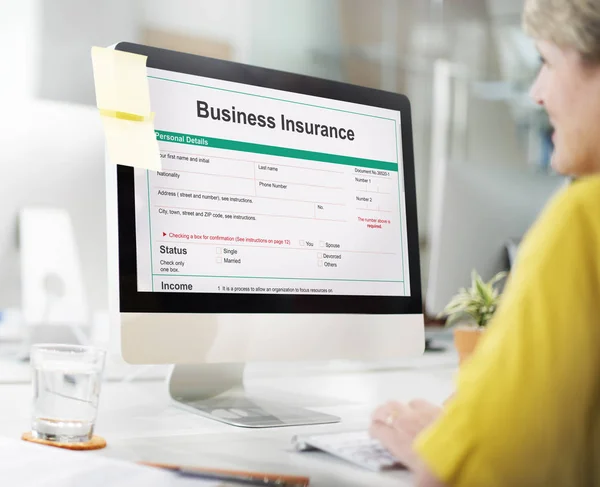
369;1;600;485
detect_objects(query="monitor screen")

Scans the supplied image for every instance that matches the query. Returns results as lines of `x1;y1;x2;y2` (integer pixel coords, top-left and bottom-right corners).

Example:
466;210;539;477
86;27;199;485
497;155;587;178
114;43;421;315
133;68;410;298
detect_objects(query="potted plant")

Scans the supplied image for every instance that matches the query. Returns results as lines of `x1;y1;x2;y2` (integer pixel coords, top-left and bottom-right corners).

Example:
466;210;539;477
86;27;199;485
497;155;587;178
439;269;507;365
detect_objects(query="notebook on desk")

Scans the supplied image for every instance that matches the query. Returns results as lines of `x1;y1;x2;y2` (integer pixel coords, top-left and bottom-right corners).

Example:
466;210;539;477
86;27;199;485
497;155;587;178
0;437;220;486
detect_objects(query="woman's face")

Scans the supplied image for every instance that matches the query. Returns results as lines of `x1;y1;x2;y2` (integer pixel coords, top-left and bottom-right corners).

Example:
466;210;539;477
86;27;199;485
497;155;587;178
530;40;600;176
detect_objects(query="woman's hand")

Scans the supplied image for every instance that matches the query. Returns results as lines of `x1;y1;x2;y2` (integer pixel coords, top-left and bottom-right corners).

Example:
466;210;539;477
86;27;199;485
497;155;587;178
369;399;442;471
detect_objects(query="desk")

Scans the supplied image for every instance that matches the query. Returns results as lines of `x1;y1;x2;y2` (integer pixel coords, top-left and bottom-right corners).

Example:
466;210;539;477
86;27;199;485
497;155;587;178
0;338;457;487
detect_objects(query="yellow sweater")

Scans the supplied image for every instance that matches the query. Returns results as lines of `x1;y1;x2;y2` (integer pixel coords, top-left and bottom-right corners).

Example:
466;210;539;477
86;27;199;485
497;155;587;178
415;175;600;486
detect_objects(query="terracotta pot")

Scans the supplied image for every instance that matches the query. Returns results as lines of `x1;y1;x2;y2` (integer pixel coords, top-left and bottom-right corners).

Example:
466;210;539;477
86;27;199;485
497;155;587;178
453;326;484;365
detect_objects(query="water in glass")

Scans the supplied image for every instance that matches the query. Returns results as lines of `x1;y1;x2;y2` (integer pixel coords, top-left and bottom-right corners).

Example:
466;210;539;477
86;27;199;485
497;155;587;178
30;345;105;443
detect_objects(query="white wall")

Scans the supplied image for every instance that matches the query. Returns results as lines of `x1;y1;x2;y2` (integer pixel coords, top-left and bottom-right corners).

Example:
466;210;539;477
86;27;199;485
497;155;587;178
248;0;342;79
0;0;141;106
465;97;527;167
144;0;342;79
37;0;142;105
0;0;38;101
1;0;343;105
143;0;253;62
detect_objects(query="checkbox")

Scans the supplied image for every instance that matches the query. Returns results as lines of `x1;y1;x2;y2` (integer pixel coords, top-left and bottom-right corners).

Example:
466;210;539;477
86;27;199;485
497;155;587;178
216;257;222;263
318;253;322;259
299;240;305;246
216;247;222;254
319;241;325;247
318;260;323;267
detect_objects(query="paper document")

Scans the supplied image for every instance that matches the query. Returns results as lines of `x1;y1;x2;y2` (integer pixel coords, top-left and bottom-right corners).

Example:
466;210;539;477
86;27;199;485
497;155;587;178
0;437;220;487
91;46;161;171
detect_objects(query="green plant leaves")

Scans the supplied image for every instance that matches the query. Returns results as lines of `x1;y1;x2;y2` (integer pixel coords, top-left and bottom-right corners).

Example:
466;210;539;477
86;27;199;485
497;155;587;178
439;269;507;328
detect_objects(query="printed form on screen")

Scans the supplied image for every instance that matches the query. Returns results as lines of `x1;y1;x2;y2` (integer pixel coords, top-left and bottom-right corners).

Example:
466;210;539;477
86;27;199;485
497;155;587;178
133;69;411;297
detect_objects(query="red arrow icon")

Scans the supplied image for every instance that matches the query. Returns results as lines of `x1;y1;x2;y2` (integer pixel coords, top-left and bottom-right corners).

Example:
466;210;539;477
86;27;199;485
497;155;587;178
163;232;166;237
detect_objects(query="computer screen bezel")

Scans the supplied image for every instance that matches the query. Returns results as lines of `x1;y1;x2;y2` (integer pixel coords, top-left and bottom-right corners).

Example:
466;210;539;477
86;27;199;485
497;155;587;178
113;42;422;315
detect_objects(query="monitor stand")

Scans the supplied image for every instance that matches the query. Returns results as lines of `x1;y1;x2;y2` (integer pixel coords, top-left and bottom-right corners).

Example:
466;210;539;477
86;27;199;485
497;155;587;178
168;363;341;428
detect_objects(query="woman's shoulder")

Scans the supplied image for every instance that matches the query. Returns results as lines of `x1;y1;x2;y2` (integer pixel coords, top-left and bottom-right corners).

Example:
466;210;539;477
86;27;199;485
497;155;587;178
520;174;600;260
541;174;600;222
568;174;600;201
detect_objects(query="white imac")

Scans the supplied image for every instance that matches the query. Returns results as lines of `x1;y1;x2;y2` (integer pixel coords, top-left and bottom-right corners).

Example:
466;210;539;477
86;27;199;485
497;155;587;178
106;43;424;427
426;162;565;317
0;100;107;343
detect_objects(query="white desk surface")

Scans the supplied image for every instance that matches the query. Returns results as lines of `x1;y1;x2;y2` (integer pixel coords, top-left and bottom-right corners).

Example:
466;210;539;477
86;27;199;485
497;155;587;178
0;339;457;487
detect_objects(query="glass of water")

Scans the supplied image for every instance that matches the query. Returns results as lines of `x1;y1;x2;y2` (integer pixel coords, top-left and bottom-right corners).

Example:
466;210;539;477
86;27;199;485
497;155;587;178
30;344;106;443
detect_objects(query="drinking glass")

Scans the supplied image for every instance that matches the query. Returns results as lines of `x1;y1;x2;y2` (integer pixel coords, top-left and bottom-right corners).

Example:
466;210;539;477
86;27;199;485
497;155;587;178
30;344;106;443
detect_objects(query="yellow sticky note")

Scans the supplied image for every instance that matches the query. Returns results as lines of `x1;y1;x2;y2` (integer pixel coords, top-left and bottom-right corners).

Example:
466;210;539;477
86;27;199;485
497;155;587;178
91;47;151;117
101;115;161;171
91;46;162;171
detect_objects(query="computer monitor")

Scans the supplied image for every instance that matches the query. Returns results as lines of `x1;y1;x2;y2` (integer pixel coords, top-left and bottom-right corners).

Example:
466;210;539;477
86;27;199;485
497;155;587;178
106;43;423;427
426;162;565;317
0;100;107;322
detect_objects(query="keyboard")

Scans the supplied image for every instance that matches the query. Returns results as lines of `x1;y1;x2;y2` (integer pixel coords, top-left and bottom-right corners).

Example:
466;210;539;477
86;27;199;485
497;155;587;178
292;430;404;472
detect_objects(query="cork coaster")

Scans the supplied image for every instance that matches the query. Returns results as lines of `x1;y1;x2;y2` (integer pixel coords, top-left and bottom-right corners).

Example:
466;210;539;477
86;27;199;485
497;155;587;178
21;432;107;450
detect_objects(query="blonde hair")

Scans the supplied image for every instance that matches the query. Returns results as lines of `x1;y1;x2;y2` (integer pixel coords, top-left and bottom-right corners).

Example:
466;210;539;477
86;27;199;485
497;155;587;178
523;0;600;62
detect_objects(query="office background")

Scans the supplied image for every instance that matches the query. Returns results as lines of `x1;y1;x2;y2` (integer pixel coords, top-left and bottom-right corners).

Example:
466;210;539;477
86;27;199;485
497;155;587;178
0;2;563;483
0;0;550;324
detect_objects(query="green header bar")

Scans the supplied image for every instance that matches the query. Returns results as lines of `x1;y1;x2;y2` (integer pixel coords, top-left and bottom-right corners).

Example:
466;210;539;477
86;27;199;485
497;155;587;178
155;130;398;172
